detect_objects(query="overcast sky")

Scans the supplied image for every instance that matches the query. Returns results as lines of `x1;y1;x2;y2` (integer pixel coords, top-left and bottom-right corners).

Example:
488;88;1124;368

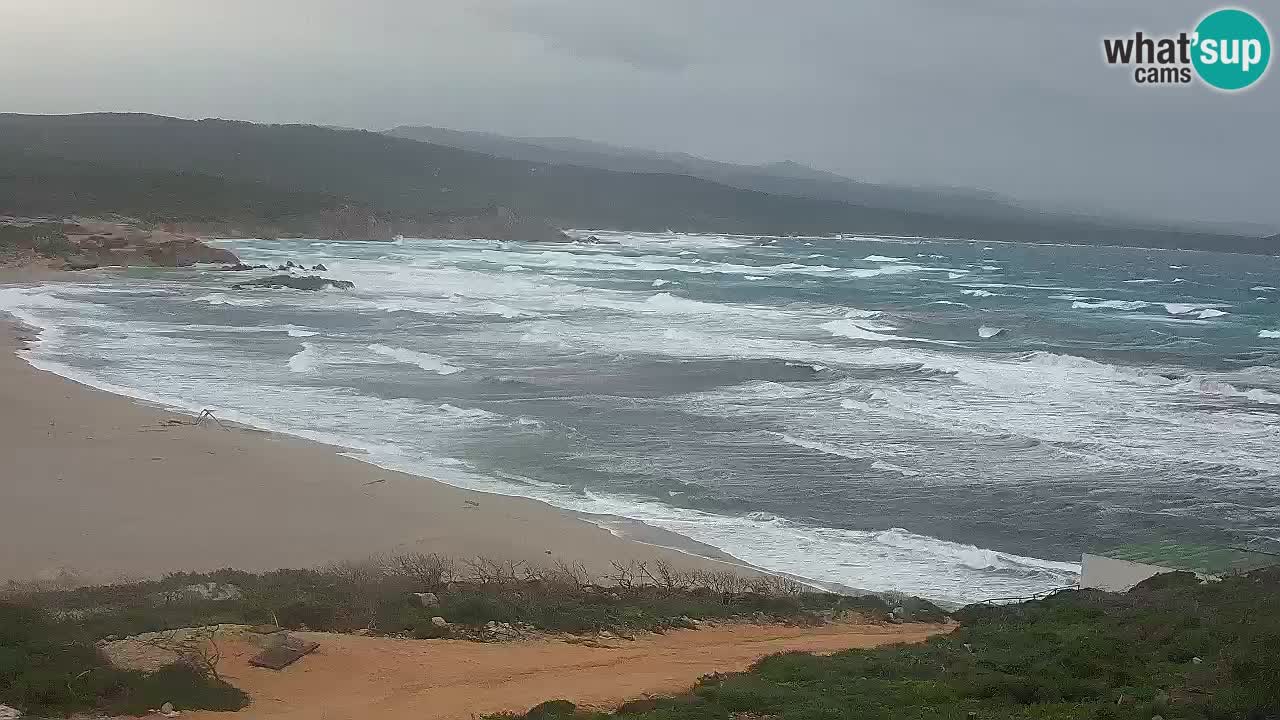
3;0;1277;228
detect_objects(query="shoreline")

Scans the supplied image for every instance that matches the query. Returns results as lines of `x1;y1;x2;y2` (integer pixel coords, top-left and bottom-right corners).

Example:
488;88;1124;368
0;277;760;586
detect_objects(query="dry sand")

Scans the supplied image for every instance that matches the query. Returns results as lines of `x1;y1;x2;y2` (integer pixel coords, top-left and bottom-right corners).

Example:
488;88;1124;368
0;289;743;585
148;620;945;720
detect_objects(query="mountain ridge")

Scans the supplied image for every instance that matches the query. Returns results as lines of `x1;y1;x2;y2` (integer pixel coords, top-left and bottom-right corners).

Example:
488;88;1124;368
0;113;1271;253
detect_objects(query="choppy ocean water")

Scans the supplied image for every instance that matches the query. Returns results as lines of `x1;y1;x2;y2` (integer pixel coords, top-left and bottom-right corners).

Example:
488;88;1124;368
4;230;1280;605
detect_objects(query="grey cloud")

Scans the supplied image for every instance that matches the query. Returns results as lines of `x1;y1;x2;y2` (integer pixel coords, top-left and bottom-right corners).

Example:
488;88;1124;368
483;0;698;72
1;0;1276;228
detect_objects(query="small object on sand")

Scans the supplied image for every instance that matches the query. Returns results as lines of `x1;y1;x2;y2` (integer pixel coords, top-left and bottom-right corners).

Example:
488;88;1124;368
194;409;228;429
0;703;22;719
160;702;175;714
249;635;320;670
363;478;387;486
431;616;449;628
464;500;480;507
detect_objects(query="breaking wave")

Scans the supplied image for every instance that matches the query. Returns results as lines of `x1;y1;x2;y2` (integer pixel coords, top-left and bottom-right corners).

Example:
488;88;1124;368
1072;299;1149;310
368;344;464;375
287;342;320;373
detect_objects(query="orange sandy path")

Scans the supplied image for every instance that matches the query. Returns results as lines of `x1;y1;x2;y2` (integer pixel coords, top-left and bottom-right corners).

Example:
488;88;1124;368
187;621;948;720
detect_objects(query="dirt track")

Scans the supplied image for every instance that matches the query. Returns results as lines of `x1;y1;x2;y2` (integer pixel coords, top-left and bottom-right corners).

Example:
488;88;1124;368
179;620;947;720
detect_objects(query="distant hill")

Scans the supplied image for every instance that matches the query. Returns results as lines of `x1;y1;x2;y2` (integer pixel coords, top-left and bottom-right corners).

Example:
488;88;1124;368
387;125;1276;238
385;124;1035;221
0;113;1271;252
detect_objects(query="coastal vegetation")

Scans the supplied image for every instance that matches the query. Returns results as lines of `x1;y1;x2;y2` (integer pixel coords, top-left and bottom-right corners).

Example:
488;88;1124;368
2;555;939;642
0;602;247;717
0;223;73;261
0;554;939;716
495;569;1280;720
5;556;1280;718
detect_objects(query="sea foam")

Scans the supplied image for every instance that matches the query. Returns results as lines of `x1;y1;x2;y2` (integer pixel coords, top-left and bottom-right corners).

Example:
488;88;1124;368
368;344;463;375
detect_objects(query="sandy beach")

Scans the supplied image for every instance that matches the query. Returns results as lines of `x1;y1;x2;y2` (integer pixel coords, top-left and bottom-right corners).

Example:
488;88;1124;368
0;274;741;586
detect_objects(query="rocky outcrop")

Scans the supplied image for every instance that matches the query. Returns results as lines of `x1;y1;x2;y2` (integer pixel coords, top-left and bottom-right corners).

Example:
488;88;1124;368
219;263;270;271
232;274;354;291
2;218;243;269
142;238;239;267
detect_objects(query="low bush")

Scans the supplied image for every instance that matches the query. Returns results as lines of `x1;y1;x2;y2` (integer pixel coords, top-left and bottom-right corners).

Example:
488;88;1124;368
0;223;71;259
6;555;937;642
497;570;1280;720
0;602;247;717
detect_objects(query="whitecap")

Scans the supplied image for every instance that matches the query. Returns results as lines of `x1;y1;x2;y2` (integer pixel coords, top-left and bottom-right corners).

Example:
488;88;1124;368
978;326;1006;338
287;342;320;373
368;344;463;375
1072;300;1149;310
870;460;922;477
652;279;669;287
961;289;996;297
1260;330;1280;339
863;254;908;262
478;302;537;319
194;292;269;307
1124;278;1162;284
820;319;940;343
773;432;863;461
821;319;900;342
436;403;502;421
1197;309;1228;319
1164;302;1229;315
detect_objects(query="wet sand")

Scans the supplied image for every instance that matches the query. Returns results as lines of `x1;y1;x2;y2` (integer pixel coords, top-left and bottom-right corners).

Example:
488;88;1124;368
0;291;745;585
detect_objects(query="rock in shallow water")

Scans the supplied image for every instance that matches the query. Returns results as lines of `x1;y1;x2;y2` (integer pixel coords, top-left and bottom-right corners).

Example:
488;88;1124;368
232;274;354;291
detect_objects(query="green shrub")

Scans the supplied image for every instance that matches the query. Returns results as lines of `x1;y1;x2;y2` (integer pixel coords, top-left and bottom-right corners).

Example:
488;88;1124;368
104;662;248;716
525;699;578;719
498;570;1280;720
0;602;246;717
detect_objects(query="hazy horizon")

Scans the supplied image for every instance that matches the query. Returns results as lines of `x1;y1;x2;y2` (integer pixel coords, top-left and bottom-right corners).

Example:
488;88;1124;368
3;1;1277;229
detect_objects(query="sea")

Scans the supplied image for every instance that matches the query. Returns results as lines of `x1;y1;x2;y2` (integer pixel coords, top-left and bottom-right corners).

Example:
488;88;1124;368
3;230;1279;606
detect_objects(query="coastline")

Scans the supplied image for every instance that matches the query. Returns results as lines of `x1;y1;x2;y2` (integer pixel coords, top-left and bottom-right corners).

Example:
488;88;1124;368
0;274;754;586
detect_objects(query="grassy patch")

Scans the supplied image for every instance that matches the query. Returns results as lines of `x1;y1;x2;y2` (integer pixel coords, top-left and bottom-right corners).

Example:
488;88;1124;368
495;569;1280;720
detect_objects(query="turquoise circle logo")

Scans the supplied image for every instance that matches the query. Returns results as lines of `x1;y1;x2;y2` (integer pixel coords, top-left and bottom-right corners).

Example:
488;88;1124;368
1192;8;1270;90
